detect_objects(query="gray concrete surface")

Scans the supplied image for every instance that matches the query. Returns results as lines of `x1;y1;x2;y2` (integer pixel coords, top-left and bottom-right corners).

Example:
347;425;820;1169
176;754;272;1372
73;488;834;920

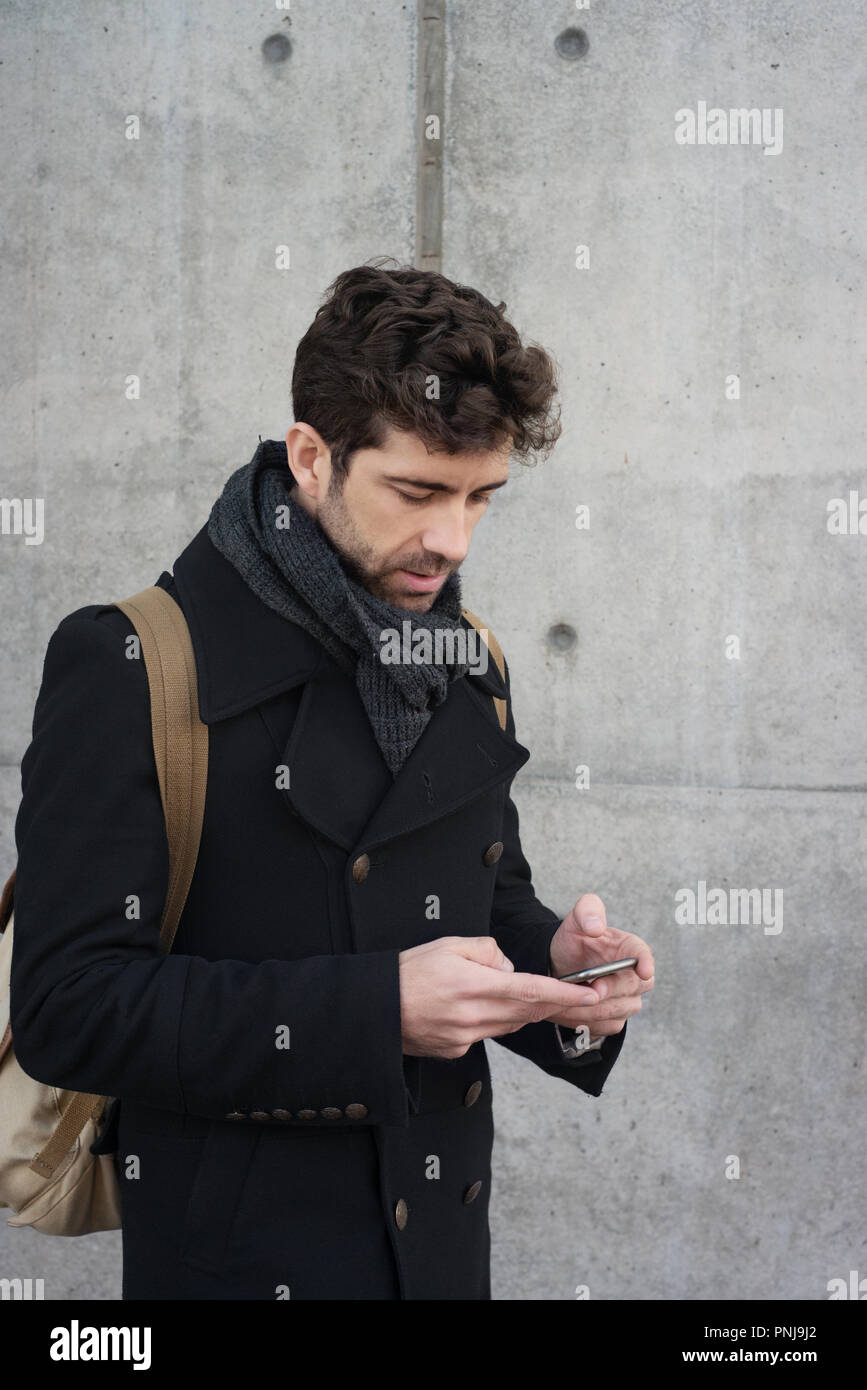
1;0;865;1300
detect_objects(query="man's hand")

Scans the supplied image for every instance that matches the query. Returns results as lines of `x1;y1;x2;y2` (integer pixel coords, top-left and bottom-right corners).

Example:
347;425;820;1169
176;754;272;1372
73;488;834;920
545;892;655;1037
398;935;602;1059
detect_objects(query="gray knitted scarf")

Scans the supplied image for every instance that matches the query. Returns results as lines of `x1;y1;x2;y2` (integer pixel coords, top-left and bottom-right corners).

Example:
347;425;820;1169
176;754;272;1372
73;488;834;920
206;438;470;777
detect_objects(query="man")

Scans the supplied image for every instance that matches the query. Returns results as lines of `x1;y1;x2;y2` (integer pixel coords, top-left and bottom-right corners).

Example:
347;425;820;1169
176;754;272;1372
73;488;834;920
10;262;654;1300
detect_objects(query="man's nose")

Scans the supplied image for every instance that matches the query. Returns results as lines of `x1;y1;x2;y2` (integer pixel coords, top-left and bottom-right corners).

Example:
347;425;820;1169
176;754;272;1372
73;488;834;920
420;509;471;568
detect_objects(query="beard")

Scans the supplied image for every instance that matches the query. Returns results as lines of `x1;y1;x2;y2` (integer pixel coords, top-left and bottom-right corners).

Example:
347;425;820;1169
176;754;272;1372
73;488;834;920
314;474;453;611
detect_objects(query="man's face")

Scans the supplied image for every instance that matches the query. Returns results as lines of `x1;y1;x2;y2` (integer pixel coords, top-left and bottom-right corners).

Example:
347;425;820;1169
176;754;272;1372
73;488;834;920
287;425;511;611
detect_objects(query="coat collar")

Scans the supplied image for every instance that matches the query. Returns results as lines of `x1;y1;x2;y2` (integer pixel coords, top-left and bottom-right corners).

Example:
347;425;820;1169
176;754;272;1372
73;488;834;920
168;518;530;851
171;521;324;723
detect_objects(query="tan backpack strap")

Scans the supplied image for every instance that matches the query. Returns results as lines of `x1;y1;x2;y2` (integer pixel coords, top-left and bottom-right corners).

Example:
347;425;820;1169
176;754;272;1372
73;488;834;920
461;607;507;732
28;587;208;1180
28;1093;109;1178
113;587;209;955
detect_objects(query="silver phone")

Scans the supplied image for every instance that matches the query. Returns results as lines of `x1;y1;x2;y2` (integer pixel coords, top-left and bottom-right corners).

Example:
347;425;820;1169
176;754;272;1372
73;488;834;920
558;957;638;984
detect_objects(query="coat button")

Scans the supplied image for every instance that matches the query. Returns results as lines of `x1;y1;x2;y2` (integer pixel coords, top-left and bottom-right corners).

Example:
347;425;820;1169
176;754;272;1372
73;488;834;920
394;1198;408;1230
225;1111;246;1121
345;1102;368;1120
463;1180;483;1204
320;1107;342;1120
272;1109;293;1121
463;1081;483;1107
482;841;503;866
296;1108;318;1120
352;854;371;883
249;1110;271;1121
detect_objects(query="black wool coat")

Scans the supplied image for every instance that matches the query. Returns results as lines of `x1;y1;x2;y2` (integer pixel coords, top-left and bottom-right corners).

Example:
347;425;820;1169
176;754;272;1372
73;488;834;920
10;515;626;1300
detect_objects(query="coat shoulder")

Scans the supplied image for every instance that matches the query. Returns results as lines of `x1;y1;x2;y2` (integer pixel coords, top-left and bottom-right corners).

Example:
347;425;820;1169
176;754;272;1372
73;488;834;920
47;570;180;645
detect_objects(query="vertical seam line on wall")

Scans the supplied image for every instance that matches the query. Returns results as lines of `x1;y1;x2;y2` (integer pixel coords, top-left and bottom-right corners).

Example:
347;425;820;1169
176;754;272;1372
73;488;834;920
416;0;445;271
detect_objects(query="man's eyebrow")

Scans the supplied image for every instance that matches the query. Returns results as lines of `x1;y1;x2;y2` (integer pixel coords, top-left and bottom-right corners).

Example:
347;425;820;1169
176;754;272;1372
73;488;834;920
383;474;510;494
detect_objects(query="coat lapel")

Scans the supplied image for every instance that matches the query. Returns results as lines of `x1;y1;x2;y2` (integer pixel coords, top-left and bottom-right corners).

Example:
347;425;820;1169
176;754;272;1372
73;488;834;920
280;657;530;853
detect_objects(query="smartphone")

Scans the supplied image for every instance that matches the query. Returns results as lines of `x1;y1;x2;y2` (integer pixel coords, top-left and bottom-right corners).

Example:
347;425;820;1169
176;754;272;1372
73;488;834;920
558;957;638;984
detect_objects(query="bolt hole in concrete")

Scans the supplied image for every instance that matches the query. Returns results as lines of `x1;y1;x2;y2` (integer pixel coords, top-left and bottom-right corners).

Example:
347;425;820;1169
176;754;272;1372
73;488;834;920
547;623;577;653
262;33;292;64
554;27;590;60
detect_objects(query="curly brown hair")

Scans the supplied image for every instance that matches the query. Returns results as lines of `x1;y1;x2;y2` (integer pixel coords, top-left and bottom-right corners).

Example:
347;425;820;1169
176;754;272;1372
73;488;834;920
291;257;562;481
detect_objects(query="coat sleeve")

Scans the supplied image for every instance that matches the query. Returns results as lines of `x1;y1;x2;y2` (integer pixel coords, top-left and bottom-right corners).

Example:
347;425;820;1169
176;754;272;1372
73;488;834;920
486;659;627;1097
10;611;414;1128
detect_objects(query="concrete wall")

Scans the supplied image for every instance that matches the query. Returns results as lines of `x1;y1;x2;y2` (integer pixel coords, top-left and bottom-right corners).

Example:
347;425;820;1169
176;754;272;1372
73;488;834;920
1;0;864;1300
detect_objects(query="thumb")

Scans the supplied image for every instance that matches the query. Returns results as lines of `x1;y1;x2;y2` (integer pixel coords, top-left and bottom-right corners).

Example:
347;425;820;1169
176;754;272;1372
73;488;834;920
565;894;608;937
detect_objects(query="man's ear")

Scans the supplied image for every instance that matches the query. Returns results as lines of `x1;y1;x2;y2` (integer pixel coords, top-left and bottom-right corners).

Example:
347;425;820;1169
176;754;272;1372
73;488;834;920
286;423;331;506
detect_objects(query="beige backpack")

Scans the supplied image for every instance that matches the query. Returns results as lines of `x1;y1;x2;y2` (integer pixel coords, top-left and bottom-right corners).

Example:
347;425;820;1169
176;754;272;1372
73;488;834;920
0;594;504;1236
0;586;208;1235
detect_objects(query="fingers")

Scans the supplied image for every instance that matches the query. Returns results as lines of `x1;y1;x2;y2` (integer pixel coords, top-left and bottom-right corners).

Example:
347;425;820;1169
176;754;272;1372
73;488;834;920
617;933;655;981
593;967;655;1002
636;955;655;982
551;991;645;1031
496;970;601;1012
582;1016;630;1036
447;934;515;972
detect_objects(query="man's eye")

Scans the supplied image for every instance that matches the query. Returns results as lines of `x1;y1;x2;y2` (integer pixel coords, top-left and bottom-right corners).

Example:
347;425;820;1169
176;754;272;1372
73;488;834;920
395;490;493;506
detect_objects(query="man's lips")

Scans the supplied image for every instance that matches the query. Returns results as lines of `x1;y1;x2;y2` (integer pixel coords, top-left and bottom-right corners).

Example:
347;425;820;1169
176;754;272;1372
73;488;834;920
396;569;448;593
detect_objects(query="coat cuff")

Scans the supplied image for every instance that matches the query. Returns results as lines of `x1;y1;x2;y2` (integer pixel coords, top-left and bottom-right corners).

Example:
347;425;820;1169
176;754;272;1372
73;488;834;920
174;947;413;1128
